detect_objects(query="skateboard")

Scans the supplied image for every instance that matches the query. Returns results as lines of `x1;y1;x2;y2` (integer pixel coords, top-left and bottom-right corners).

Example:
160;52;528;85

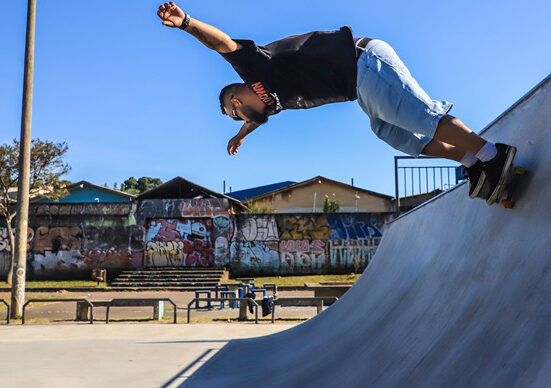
498;165;527;208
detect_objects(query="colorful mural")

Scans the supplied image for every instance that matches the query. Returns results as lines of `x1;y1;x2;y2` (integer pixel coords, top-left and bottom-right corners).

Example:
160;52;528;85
229;213;392;275
145;218;214;267
1;197;393;279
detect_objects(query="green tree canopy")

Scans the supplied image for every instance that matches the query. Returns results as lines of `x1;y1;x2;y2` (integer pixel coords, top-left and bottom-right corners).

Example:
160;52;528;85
0;138;70;283
121;176;163;194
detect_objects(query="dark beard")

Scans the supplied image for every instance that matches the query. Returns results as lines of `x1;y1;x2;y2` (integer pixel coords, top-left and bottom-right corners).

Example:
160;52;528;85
245;107;269;125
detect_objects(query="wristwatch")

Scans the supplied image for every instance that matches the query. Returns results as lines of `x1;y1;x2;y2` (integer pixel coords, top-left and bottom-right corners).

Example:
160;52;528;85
179;13;191;30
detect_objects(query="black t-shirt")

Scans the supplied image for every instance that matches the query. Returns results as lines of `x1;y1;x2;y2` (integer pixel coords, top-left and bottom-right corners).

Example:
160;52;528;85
221;27;358;112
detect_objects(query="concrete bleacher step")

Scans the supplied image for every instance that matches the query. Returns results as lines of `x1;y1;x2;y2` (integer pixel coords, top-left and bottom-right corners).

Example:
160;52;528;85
108;286;217;291
109;266;227;290
115;274;222;279
117;271;224;275
110;283;220;288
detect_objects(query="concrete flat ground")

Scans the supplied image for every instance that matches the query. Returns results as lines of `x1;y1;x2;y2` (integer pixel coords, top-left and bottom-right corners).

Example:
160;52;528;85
0;323;296;387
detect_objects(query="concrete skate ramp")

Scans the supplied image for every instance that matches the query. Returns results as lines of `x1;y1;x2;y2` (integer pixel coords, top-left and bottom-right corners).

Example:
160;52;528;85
181;74;551;388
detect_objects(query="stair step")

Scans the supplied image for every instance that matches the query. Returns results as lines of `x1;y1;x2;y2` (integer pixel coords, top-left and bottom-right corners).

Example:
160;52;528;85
118;275;222;280
121;271;224;276
110;266;227;291
111;283;216;286
108;287;217;291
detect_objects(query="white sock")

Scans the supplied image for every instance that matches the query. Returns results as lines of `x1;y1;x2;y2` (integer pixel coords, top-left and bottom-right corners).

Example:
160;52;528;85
460;152;478;168
475;142;497;162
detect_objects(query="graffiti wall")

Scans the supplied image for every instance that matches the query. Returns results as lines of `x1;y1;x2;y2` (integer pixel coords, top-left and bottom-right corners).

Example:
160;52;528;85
136;199;230;224
230;213;393;275
0;227;35;278
145;218;214;267
8;202;147;279
2;196;393;279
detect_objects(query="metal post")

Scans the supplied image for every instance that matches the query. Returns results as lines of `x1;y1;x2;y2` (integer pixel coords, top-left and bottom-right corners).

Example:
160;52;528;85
11;0;36;319
394;157;400;216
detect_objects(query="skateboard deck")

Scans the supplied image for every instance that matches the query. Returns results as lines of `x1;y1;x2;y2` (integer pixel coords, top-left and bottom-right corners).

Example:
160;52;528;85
499;165;526;208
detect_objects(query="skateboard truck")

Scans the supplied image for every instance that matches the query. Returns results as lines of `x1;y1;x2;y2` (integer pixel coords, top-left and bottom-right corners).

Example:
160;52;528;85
500;166;526;208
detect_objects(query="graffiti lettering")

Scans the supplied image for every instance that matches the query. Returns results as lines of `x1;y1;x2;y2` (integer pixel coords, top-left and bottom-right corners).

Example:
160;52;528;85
280;239;325;253
31;250;85;271
138;199;230;222
278;215;330;240
231;241;279;269
0;227;35;252
236;216;278;242
83;225;145;251
329;238;379;269
145;219;213;267
33;226;82;253
280;251;325;270
32;203;132;217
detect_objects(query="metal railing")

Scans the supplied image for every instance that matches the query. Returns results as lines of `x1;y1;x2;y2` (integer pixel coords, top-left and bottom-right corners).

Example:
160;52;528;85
0;299;10;324
186;298;258;324
394;156;464;214
23;298;94;324
105;298;177;324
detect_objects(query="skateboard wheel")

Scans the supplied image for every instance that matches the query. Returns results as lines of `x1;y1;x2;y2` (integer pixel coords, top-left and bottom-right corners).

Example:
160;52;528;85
514;166;526;175
501;199;514;208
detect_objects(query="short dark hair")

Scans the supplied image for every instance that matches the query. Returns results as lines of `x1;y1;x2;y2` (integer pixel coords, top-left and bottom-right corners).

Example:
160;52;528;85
219;83;247;115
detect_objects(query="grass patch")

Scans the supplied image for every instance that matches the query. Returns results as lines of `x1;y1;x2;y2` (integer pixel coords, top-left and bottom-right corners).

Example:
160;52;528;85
0;281;108;289
0;274;362;290
226;274;361;287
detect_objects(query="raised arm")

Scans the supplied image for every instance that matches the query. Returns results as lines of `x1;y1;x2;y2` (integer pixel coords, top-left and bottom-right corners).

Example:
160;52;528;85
157;2;238;53
227;121;261;155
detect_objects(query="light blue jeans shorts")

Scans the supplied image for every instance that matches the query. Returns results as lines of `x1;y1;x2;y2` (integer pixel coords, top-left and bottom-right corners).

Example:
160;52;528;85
356;40;453;157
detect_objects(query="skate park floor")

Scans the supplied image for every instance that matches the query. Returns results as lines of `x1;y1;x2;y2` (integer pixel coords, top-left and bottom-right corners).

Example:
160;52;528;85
0;323;296;387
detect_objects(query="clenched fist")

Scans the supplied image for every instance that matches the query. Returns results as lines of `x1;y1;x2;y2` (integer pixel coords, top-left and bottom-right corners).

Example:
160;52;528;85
227;135;244;155
157;2;185;28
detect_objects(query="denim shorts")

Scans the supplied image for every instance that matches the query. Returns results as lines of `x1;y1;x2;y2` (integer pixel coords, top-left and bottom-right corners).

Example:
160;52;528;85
356;40;453;157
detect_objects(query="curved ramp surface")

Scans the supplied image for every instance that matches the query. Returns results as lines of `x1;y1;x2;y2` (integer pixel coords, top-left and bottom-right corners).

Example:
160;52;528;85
182;75;551;388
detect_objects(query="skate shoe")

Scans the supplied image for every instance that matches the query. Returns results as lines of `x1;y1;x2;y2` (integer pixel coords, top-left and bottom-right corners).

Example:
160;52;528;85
482;143;517;205
467;160;485;198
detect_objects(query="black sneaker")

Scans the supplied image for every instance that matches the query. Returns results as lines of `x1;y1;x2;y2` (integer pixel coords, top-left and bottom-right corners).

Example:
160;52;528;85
467;160;485;198
482;143;517;205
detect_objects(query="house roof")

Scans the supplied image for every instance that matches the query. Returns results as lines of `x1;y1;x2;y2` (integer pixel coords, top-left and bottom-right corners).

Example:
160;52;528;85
225;181;296;201
242;176;394;202
31;180;135;203
137;176;246;208
69;181;136;198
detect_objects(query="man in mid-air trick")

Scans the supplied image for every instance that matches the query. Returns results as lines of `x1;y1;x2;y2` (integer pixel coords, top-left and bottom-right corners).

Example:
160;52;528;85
157;2;516;205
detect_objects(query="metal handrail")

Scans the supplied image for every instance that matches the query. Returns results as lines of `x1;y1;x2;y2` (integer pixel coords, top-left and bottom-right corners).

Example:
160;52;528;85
186;298;258;324
105;298;177;324
0;299;10;324
23;298;93;324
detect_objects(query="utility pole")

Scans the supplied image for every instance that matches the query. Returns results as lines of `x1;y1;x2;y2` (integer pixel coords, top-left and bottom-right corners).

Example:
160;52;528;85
11;0;37;318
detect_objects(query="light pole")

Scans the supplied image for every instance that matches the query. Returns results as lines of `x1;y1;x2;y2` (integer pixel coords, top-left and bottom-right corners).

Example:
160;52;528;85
312;179;322;213
11;0;37;318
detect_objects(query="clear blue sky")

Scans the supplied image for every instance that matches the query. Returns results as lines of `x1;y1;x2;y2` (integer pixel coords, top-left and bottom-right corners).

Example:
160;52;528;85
1;1;549;196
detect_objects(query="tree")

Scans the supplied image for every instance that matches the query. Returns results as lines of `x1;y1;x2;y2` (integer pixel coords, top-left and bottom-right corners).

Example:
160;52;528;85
323;193;340;213
0;139;70;284
137;177;163;193
121;176;162;194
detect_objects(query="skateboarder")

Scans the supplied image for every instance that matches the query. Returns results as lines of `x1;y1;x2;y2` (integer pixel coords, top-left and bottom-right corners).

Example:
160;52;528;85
157;2;516;204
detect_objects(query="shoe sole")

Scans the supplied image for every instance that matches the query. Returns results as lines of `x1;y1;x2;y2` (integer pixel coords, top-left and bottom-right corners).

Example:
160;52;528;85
486;147;517;205
469;171;487;198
